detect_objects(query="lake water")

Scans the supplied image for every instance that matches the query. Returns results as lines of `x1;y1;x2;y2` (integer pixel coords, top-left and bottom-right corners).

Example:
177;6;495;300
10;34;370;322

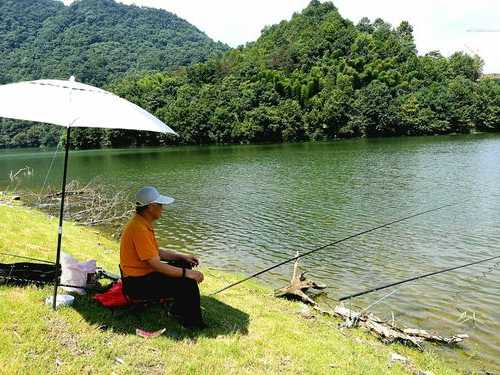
1;135;499;371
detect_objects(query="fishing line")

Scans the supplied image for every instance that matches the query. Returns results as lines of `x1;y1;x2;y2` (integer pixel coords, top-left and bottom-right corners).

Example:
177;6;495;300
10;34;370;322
210;202;455;296
339;254;500;301
1;146;61;267
40;140;63;197
360;286;403;314
451;258;500;320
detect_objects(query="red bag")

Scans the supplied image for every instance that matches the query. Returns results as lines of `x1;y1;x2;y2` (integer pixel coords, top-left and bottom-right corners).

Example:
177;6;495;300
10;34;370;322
93;280;131;308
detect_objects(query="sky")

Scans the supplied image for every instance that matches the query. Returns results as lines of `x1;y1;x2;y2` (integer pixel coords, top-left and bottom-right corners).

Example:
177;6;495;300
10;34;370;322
62;0;499;73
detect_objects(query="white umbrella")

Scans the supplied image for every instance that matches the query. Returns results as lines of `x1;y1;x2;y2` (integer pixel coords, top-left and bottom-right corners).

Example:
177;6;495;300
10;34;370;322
0;76;177;309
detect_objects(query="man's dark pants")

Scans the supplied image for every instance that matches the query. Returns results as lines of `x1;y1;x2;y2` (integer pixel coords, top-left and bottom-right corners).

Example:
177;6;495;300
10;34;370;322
122;272;203;326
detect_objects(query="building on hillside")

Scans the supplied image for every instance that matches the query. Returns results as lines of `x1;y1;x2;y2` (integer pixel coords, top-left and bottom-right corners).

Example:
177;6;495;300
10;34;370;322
483;73;500;80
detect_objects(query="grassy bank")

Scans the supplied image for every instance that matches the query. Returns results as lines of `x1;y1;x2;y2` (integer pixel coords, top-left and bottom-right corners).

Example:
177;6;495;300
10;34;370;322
0;202;469;374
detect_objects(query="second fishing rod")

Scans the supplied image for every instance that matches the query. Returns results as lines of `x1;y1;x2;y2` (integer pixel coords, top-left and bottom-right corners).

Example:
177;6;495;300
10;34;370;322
210;202;456;296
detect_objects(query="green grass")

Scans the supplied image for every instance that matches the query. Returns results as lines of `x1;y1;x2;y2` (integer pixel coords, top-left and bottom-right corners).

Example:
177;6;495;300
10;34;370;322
0;202;470;374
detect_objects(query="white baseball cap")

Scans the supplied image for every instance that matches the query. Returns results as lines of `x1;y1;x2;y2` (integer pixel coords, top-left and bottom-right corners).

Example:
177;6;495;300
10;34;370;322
135;186;174;206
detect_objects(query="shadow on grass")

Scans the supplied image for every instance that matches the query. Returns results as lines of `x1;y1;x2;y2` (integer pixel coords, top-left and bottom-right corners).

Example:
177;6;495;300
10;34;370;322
71;294;249;340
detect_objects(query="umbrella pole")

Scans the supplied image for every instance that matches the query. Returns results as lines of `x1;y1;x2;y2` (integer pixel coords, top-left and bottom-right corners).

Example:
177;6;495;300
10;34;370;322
52;126;71;310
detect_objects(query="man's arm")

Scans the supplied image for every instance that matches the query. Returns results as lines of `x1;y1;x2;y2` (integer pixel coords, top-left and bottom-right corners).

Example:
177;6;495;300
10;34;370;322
147;255;204;283
159;248;199;267
159;248;183;261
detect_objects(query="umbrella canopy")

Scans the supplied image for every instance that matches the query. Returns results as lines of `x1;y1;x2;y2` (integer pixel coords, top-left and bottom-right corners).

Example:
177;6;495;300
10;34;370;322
0;77;176;309
0;77;176;134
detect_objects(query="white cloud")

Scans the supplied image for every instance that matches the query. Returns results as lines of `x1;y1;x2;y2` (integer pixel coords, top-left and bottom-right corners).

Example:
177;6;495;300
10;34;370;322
61;0;500;72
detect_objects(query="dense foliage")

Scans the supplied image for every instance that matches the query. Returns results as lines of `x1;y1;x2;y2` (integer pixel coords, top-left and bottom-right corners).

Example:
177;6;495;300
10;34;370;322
103;1;500;148
1;0;499;149
0;0;227;148
0;0;227;85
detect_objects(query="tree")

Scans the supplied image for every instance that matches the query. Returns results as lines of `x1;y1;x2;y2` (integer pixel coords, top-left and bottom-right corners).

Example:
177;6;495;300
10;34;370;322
475;79;500;130
304;88;351;139
347;80;398;136
448;52;483;81
445;76;479;133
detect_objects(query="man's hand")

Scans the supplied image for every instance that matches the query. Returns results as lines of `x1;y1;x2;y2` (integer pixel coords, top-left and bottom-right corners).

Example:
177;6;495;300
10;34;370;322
159;248;200;268
181;254;199;268
186;269;204;283
147;256;203;282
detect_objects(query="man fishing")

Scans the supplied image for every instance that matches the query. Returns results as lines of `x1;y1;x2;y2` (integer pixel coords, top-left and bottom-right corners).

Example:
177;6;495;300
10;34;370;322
120;186;206;329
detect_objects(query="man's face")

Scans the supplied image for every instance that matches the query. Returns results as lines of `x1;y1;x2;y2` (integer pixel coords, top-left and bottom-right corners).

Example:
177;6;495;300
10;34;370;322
148;203;163;221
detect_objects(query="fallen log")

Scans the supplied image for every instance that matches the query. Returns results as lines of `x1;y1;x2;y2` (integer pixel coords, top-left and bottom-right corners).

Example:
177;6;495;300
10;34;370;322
275;255;468;349
402;328;468;345
274;251;326;305
312;302;468;349
332;305;424;348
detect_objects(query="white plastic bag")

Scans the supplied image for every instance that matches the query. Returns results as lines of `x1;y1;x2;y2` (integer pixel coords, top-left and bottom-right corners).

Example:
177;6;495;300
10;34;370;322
60;252;96;295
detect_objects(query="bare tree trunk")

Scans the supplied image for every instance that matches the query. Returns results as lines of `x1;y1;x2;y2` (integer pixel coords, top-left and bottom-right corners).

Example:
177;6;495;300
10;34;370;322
274;251;326;305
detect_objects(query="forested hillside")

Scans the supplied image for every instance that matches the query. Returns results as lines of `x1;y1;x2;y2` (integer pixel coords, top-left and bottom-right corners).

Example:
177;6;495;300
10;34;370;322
0;0;228;148
1;0;499;149
105;1;500;147
0;0;227;85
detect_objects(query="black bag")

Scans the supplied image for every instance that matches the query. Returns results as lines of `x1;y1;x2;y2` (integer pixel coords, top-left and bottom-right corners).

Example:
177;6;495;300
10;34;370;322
0;262;60;286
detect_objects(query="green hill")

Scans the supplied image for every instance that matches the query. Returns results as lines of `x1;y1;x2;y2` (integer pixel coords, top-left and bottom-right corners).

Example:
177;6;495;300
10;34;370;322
0;0;228;148
0;0;228;86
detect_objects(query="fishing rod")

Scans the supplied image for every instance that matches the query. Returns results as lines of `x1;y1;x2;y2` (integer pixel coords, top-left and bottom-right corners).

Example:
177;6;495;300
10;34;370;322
0;274;100;292
0;252;55;264
210;202;455;296
339;254;500;302
0;253;117;291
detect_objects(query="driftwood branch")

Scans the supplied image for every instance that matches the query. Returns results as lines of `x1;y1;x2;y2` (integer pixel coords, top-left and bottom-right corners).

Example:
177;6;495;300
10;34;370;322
276;256;468;349
9;166;33;182
310;303;468;349
274;251;326;304
21;179;134;237
328;305;468;349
